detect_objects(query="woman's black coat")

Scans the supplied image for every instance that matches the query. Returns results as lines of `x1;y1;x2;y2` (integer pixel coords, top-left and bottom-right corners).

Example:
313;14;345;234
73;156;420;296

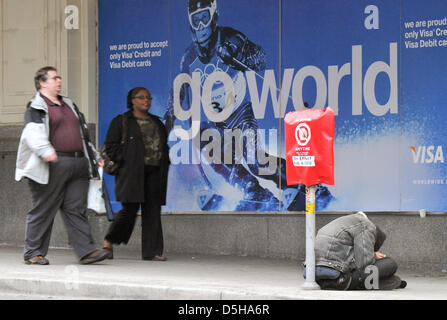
104;110;170;204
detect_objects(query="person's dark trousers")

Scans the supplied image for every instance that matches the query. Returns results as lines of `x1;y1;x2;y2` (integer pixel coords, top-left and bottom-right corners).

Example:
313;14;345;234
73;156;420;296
318;257;400;290
24;157;97;260
349;257;399;290
104;165;164;259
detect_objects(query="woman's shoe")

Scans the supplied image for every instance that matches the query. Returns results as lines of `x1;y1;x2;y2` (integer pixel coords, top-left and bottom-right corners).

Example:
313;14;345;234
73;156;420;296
103;247;113;259
153;255;167;261
80;249;110;265
143;255;167;261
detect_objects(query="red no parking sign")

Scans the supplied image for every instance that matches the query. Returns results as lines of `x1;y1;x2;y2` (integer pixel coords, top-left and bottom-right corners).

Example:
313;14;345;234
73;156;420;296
284;107;335;186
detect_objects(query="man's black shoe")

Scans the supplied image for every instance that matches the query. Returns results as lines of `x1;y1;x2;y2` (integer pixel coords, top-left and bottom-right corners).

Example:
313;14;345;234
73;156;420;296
80;249;110;265
25;255;50;265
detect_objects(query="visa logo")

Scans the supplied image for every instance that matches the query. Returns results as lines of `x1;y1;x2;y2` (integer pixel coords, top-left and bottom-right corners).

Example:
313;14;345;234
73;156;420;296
410;146;444;164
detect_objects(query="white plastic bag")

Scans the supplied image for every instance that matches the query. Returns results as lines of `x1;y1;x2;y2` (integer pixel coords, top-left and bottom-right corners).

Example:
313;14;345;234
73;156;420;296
87;167;106;213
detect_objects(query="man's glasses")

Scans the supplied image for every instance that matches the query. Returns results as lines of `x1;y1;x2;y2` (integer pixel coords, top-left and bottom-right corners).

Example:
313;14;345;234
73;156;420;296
134;95;152;100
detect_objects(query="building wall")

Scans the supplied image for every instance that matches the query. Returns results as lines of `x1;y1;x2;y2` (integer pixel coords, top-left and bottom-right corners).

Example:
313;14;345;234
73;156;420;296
0;0;97;126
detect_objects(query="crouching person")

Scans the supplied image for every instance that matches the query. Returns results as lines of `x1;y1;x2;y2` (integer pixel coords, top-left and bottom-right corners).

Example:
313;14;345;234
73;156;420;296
309;212;407;290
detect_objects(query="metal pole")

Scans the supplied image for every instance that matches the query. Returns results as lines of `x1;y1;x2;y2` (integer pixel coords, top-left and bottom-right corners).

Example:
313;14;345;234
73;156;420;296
302;184;320;290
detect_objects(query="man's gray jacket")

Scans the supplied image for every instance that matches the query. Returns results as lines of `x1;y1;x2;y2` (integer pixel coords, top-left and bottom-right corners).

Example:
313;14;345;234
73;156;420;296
315;212;378;273
15;92;100;184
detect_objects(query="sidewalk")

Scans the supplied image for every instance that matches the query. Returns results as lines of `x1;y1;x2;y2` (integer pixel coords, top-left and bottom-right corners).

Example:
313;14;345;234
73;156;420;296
0;245;445;300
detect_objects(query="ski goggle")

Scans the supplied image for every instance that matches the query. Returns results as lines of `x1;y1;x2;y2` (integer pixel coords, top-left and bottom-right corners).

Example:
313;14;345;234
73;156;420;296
188;2;216;31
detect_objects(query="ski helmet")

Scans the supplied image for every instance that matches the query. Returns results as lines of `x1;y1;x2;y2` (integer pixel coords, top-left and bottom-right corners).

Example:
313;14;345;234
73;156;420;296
188;0;218;30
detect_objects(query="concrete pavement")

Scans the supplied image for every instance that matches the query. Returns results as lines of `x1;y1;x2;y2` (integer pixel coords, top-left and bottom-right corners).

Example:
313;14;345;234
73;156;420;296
0;245;446;300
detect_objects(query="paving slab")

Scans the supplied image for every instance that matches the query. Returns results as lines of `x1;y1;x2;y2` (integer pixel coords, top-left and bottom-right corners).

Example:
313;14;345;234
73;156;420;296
0;246;445;300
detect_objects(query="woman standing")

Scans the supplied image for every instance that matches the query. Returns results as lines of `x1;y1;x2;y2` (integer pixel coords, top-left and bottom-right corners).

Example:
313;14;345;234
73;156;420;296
103;87;170;261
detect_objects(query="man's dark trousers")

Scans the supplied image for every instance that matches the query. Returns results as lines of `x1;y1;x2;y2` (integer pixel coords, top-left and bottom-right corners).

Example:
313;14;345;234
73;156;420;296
24;156;96;260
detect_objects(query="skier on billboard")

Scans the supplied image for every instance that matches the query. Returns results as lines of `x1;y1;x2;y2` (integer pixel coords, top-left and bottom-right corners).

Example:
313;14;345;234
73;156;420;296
165;0;332;211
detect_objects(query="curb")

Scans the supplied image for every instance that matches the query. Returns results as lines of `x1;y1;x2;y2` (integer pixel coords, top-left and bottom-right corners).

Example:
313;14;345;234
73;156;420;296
0;276;303;300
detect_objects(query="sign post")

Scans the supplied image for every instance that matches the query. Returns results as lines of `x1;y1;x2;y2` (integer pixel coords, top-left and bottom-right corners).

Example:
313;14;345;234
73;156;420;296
284;107;335;290
302;184;320;289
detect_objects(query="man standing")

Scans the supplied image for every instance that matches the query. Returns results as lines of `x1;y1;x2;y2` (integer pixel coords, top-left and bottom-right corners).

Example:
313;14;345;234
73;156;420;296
15;66;110;265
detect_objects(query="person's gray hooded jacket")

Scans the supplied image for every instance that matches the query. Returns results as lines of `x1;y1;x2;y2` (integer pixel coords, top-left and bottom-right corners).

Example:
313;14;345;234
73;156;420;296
315;212;385;273
15;92;100;184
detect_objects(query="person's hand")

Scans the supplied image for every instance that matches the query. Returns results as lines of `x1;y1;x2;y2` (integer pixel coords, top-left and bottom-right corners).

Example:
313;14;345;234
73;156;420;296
218;41;239;64
98;159;105;167
217;39;246;70
375;251;387;259
43;151;58;162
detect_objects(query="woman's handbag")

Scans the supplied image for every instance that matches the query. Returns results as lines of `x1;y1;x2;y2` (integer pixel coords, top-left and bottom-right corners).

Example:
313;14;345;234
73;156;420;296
100;115;127;175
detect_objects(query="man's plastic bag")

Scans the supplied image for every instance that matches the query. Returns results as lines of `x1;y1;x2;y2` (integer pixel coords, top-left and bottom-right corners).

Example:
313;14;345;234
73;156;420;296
88;167;106;213
87;167;114;221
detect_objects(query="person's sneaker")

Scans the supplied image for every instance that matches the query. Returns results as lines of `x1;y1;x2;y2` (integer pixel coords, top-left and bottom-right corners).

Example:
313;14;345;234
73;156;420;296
80;249;110;265
25;255;49;265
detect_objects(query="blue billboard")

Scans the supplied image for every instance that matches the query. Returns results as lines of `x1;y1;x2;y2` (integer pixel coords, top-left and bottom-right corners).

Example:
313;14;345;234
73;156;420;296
98;0;447;212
